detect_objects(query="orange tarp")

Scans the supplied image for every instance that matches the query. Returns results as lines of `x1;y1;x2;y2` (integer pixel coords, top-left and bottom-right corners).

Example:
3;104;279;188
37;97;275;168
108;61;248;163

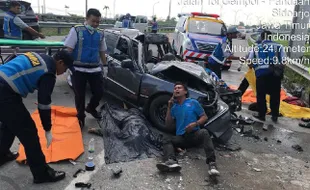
231;68;310;119
16;106;84;163
230;85;288;103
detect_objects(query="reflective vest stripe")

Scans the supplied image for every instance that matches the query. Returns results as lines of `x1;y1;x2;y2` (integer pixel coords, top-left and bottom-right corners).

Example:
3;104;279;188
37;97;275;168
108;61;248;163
254;64;269;71
4;13;14;35
210;43;226;64
38;103;51;110
75;26;86;62
210;54;225;64
4;34;20;39
0;52;47;94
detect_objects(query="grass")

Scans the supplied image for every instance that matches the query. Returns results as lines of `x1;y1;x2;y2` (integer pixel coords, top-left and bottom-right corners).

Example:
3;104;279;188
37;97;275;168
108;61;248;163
41;28;71;36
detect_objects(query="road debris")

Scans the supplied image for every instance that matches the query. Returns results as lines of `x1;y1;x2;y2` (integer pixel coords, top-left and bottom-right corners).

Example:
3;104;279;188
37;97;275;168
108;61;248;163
111;168;123;178
73;169;85;178
75;182;91;188
253;168;262;172
292;144;303;152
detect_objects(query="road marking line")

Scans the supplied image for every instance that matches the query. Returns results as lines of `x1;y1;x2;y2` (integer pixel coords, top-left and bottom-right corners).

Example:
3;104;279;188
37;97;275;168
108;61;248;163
64;149;106;190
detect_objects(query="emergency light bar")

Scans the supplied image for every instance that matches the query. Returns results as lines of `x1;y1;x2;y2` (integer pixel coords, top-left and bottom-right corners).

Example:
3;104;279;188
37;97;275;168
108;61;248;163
191;12;220;18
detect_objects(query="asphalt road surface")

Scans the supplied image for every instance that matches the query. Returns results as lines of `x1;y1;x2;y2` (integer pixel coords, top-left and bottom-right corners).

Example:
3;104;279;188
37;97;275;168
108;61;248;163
1;34;310;190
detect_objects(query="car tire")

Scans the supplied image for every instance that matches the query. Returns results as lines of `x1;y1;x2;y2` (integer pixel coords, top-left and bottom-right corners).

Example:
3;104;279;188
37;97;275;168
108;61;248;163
149;94;174;133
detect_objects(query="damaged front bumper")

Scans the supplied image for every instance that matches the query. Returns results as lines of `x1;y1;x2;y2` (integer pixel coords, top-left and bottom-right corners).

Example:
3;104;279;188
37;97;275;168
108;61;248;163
204;99;233;144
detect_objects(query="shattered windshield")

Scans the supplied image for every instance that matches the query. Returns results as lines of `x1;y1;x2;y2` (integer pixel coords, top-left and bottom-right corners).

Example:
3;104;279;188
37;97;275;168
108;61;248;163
188;19;224;35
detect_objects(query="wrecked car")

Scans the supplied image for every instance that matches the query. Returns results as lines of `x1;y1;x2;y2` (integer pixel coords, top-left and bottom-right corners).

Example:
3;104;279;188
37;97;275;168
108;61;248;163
135;32;242;113
67;30;233;143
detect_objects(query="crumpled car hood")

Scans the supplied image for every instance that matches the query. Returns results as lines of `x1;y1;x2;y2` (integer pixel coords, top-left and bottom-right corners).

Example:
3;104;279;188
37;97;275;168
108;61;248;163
150;61;213;86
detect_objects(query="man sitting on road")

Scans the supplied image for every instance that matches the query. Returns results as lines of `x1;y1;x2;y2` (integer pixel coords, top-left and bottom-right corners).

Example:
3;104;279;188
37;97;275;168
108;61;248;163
156;82;220;176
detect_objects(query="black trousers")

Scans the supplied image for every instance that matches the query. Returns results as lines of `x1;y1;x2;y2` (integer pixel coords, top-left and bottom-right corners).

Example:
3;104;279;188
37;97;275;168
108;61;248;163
0;82;48;177
163;129;216;164
256;74;281;118
206;63;221;79
71;71;104;121
238;77;249;96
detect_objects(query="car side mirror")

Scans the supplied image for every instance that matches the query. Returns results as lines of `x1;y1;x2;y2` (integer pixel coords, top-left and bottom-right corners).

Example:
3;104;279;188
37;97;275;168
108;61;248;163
121;59;134;69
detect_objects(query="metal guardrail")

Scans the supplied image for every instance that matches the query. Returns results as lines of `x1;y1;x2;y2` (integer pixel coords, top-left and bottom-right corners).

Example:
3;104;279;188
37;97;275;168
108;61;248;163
248;33;310;81
38;21;175;35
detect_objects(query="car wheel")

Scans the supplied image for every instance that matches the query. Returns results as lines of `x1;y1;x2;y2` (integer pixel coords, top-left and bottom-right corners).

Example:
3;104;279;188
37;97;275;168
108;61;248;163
149;95;174;133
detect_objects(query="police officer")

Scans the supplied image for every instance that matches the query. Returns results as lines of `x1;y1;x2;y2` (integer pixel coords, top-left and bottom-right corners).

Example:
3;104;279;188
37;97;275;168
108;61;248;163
122;13;132;28
247;30;286;123
64;8;107;128
0;50;74;183
206;26;240;79
3;1;45;40
151;16;158;33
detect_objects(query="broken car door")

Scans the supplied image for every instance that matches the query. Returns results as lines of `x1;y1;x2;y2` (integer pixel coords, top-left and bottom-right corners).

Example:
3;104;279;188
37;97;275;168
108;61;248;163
106;36;143;105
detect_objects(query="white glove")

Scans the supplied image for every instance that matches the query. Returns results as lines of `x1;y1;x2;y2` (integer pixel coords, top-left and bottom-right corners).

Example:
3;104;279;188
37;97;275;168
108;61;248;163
45;131;52;148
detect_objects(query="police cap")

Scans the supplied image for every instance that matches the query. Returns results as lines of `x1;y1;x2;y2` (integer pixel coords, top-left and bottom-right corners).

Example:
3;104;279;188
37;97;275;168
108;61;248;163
227;26;238;34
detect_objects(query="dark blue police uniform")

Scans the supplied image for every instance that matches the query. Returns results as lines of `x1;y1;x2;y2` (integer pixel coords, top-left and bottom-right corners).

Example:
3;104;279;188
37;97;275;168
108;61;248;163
0;52;61;181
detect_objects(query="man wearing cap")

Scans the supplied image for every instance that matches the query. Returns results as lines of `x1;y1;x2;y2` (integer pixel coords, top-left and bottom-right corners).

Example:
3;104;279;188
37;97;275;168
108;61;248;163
0;50;74;183
64;8;107;128
205;26;240;79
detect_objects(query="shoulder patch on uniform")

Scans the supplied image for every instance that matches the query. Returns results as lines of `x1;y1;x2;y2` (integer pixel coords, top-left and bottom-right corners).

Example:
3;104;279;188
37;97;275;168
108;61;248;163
24;52;41;67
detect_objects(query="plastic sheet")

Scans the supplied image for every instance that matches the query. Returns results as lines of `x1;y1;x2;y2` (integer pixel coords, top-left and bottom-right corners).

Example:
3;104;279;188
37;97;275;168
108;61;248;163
98;103;163;164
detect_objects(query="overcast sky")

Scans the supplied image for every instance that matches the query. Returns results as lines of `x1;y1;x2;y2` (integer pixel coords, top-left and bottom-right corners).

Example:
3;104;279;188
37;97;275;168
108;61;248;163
28;0;296;25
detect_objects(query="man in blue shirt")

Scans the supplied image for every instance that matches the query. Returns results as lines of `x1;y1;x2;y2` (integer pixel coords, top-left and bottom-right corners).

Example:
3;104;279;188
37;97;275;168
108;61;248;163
156;82;219;176
151;17;158;33
122;13;131;28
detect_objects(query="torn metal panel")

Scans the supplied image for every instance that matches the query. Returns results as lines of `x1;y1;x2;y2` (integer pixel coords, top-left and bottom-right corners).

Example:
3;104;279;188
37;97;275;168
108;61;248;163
151;61;214;88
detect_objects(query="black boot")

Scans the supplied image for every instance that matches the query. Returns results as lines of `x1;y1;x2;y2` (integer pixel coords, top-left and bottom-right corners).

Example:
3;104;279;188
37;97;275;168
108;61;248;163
33;165;66;184
85;106;102;119
0;151;19;166
252;113;265;121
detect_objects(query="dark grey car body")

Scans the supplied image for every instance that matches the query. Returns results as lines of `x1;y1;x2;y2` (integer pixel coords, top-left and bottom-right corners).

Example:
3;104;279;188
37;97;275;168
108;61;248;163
103;30;232;143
